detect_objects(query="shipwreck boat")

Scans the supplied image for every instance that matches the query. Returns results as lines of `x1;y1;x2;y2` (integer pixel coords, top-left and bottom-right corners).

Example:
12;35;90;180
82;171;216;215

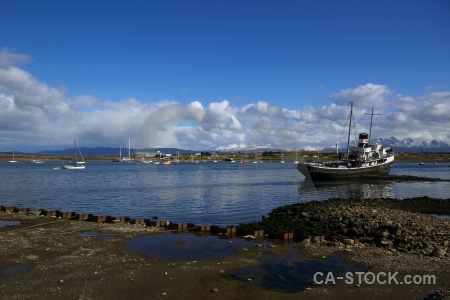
297;102;394;181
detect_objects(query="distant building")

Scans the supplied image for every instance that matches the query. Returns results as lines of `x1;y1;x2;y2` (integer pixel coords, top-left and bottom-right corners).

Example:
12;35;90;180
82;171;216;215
135;152;150;157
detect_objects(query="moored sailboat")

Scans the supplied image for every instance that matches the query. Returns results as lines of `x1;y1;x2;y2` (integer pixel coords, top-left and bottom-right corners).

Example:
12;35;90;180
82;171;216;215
62;140;86;170
9;152;18;163
113;139;135;162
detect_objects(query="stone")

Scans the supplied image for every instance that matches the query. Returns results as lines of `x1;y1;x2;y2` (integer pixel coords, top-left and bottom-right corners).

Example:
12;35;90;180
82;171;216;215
300;212;309;218
379;221;392;228
434;247;446;257
348;227;360;236
341;239;354;245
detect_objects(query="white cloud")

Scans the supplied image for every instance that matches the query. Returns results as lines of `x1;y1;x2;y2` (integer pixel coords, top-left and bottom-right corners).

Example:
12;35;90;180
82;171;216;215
0;48;31;68
1;49;449;152
331;83;391;110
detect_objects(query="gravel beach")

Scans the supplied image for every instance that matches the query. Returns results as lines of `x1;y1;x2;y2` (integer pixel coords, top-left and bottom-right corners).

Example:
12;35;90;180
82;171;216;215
1;197;449;300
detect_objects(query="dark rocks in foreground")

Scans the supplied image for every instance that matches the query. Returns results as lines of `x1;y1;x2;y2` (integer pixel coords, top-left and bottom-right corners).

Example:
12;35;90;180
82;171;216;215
338;174;450;182
385;175;450;182
239;197;450;256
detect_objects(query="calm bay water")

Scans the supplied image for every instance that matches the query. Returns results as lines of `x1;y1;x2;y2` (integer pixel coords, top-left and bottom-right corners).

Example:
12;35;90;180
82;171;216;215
0;161;449;226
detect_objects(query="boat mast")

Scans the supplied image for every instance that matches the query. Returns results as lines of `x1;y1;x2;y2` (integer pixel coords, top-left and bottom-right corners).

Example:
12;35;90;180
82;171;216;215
74;140;85;163
73;140;77;162
346;101;353;159
365;108;380;145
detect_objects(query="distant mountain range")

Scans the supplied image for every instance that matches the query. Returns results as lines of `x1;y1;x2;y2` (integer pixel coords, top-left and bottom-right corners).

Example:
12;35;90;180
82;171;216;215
208;137;450;153
322;137;450;153
372;137;450;152
33;137;450;156
36;147;199;157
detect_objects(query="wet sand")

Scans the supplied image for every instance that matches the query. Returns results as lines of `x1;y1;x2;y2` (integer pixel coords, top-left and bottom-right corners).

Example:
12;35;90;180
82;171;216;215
1;206;449;300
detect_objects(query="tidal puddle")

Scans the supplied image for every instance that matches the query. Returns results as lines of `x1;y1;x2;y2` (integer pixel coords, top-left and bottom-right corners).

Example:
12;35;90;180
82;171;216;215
2;265;28;276
124;231;268;260
232;251;366;293
432;214;450;220
124;232;367;293
0;220;20;228
77;231;98;237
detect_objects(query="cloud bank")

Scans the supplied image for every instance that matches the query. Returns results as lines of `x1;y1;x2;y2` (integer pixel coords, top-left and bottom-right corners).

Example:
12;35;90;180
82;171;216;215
1;48;449;152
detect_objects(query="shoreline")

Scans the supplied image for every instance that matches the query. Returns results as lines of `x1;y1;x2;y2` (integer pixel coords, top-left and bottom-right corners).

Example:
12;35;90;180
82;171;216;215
1;197;449;299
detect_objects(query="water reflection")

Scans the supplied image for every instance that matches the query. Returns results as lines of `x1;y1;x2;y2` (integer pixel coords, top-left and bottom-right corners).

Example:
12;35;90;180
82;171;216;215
124;231;257;260
0;161;448;228
297;180;395;202
0;220;21;228
2;265;28;276
232;251;366;293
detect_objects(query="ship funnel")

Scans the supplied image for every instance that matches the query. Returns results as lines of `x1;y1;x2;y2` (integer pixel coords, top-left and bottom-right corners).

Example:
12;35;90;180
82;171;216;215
357;133;369;147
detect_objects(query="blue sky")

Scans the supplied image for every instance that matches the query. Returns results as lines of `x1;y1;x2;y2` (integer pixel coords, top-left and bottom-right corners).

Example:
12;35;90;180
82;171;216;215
1;0;449;152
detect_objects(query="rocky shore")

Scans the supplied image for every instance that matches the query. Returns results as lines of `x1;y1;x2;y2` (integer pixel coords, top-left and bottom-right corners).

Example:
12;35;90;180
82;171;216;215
239;197;450;255
1;197;450;299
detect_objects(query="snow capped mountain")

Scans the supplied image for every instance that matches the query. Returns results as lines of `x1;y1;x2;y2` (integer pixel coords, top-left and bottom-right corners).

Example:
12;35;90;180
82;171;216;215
374;137;449;148
205;143;284;152
36;137;450;155
371;137;450;152
319;137;450;153
206;137;450;153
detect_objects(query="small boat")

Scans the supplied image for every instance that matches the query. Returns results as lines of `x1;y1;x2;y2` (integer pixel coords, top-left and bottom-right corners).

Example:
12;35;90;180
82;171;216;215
9;152;18;163
297;102;394;181
62;140;86;170
161;161;171;165
419;148;425;165
63;161;85;170
189;154;200;163
28;159;44;163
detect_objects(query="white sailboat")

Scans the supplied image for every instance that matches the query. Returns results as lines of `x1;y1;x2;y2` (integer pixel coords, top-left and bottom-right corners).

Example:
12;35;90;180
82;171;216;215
9;152;18;163
419;148;425;165
121;138;135;162
294;149;299;164
62;140;86;170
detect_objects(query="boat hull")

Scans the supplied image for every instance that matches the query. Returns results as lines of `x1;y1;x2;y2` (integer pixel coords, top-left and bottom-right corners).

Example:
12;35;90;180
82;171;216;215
62;165;86;170
297;159;394;181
